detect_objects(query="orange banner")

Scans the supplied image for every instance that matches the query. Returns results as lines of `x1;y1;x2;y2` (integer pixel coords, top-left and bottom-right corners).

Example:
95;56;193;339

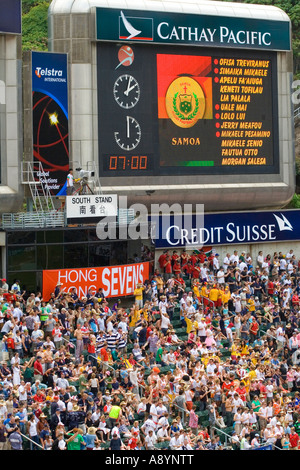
42;262;150;301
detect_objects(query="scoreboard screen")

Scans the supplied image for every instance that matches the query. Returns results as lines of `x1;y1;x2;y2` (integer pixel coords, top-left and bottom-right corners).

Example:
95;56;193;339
97;43;278;177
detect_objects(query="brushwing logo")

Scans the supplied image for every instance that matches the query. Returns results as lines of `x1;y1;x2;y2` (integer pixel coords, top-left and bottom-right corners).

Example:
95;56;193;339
119;10;153;41
273;213;293;232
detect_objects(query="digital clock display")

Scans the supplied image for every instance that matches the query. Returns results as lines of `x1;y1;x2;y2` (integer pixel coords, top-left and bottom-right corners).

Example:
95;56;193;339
97;43;279;177
103;155;152;171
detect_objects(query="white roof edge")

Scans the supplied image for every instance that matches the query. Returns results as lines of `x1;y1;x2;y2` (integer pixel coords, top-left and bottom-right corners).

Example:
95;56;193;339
48;0;291;23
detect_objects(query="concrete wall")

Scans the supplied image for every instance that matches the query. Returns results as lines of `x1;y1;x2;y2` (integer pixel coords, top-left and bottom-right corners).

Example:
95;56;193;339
0;33;23;214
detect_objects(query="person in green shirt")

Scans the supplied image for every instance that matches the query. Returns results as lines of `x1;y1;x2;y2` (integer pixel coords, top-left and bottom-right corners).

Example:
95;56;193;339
78;371;88;392
156;343;165;365
40;302;51;325
66;428;86;450
294;420;300;436
251;396;261;413
108;405;122;429
42;401;52;421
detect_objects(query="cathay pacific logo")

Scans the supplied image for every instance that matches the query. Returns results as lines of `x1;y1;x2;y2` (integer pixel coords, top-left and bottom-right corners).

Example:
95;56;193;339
119;11;153;41
273;213;293;231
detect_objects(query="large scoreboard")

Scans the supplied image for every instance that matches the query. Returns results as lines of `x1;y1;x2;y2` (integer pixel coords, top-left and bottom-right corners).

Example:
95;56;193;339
48;0;294;211
98;43;278;176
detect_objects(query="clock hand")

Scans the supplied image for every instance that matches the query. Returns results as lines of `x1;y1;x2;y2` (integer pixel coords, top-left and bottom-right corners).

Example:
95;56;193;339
126;116;130;138
124;76;132;96
125;83;137;95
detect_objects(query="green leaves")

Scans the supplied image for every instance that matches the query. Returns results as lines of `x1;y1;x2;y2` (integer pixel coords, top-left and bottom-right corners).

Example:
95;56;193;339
222;0;300;78
22;1;51;51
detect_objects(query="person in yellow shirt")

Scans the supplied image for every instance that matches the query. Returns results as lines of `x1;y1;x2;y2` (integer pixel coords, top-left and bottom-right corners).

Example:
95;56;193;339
129;305;141;331
240;341;249;356
247;295;256;313
200;283;209;298
222;286;231;305
154;274;164;292
201;353;209;367
209;285;219;308
248;364;257;382
133;283;144;309
193;283;201;299
230;340;239;363
185;314;198;334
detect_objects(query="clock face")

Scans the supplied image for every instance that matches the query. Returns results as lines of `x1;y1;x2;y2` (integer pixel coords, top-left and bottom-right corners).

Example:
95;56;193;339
114;116;141;151
113;74;140;109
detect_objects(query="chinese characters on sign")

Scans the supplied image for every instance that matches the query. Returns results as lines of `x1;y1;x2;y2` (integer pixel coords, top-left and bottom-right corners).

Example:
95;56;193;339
66;195;118;221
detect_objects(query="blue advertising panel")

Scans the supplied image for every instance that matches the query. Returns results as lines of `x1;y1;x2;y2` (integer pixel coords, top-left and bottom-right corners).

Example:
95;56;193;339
153;209;300;248
32;51;69;196
96;7;291;52
0;0;21;35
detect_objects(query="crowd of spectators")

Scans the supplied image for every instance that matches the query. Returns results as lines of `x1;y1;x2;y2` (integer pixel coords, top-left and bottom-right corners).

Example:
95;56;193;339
1;247;300;450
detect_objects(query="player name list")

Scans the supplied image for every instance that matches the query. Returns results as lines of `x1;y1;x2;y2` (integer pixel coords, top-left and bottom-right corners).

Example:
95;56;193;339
213;57;273;166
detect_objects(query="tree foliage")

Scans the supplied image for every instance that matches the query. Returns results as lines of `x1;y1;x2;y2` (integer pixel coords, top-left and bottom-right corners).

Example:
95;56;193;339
22;1;51;51
22;0;300;74
221;0;300;78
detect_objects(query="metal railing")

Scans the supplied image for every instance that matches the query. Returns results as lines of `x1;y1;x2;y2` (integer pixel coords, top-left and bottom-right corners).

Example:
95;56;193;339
21;161;55;213
294;106;300;120
2;210;65;229
20;431;44;450
198;294;215;312
212;426;233;447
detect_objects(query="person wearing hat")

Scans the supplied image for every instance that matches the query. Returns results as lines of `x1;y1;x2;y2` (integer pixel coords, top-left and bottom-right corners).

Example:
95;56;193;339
1;279;8;293
54;282;63;299
33;354;43;384
65;428;86;450
85;426;99;450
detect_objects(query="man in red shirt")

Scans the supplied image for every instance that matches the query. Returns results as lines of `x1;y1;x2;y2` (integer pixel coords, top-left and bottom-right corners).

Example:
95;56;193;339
173;259;182;276
174;273;185;288
2;291;17;303
128;431;139;449
171;250;179;265
33;356;44;383
289;427;300;449
249;318;259;342
33;389;46;403
192;263;201;280
100;343;109;371
197;250;207;264
267;280;274;297
158;250;168;272
163;255;172;280
190;252;198;266
235;381;247;402
222;378;235;396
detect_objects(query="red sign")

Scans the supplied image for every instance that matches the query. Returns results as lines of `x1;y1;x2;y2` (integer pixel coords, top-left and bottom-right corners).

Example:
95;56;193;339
42;262;150;300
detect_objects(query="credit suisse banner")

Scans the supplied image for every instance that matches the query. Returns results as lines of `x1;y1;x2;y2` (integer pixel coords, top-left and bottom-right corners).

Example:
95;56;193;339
153;209;300;248
42;262;150;300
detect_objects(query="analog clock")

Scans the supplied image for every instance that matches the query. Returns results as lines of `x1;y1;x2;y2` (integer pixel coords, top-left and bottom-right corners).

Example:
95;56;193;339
113;74;140;109
114;116;141;151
